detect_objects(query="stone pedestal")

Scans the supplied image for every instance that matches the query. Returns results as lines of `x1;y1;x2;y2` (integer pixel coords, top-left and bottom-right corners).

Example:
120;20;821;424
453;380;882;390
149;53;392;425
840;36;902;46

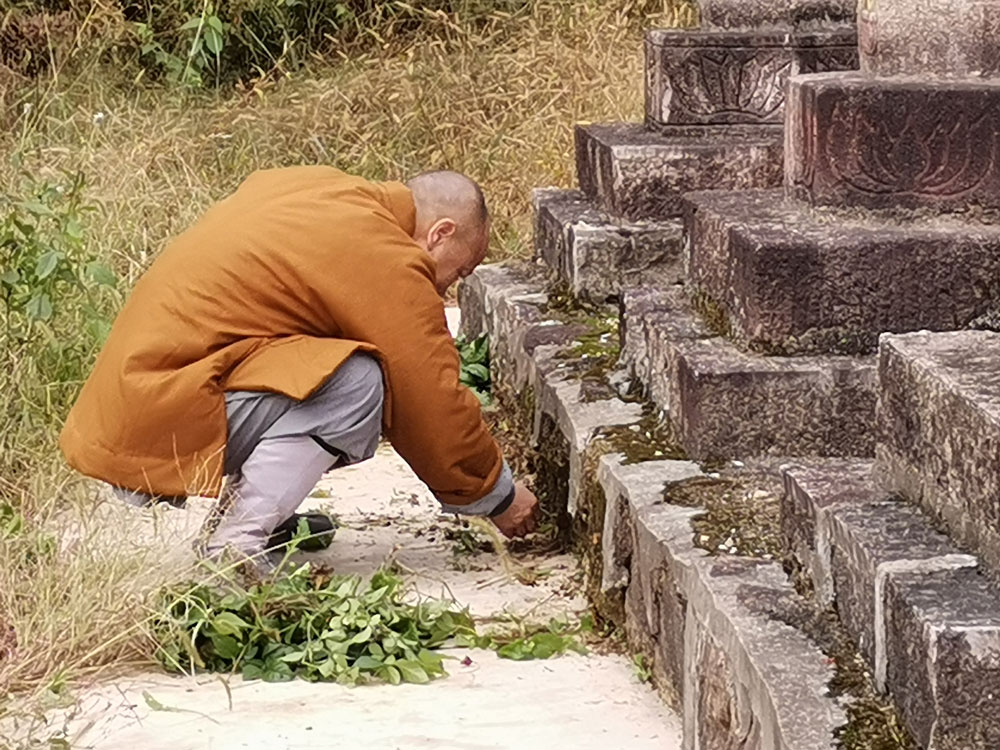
786;73;1000;212
666;0;1000;474
576;18;857;223
644;29;857;129
859;0;1000;79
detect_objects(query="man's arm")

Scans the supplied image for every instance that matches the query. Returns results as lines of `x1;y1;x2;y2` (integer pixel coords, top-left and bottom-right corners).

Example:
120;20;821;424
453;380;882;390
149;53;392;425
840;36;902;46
304;209;534;530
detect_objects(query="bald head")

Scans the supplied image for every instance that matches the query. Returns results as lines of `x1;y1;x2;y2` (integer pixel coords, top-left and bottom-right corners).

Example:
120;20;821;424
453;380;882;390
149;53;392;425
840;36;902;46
406;170;488;236
406;170;491;296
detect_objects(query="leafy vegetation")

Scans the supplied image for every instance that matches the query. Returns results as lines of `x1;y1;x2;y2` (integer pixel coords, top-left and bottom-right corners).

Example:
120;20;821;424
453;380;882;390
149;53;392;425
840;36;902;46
154;565;477;685
457;334;491;406
154;562;589;686
1;1;692;86
479;617;590;661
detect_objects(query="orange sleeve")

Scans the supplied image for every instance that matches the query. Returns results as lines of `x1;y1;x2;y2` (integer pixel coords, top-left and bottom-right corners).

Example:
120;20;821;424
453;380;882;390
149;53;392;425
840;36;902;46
303;209;505;508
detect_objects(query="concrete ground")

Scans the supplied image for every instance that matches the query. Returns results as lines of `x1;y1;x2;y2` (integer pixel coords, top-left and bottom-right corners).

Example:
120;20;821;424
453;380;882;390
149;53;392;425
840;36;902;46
35;309;684;750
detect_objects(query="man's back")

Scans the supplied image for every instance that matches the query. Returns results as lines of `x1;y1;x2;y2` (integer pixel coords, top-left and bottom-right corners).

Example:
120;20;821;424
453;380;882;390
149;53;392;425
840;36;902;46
61;166;503;506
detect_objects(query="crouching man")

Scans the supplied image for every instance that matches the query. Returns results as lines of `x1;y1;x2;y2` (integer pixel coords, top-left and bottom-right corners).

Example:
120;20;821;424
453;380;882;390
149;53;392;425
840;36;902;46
60;166;539;567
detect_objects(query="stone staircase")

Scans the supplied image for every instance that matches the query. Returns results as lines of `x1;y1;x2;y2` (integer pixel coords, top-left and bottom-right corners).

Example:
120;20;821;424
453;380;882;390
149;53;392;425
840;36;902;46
459;1;1000;748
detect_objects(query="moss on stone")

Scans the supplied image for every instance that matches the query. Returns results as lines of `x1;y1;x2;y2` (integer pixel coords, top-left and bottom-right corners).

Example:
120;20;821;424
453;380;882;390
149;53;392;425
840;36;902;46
764;596;918;750
592;408;686;465
664;473;782;560
690;289;733;339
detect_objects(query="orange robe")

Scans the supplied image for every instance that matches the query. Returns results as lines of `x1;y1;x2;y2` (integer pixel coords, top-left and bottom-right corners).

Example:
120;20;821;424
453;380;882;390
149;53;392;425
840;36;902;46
60;166;504;508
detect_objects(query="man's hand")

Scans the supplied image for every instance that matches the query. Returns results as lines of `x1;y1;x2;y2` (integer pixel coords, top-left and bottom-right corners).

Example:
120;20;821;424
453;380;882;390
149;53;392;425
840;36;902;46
491;482;540;538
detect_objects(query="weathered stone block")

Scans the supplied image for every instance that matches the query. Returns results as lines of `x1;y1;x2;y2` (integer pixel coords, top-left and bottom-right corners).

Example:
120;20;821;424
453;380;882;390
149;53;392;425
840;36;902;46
877;331;1000;573
536;374;644;517
781;459;877;604
696;0;855;30
885;568;1000;749
630;501;707;706
827;501;977;677
684;188;1000;355
786;73;1000;213
859;0;1000;79
683;557;843;750
532;188;683;302
620;286;713;414
458;263;570;392
677;337;876;460
645;29;857;128
621;287;876;460
598;455;703;594
575;122;782;221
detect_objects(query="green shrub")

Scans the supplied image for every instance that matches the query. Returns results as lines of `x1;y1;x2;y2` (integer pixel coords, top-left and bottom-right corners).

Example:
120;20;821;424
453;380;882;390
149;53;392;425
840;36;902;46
2;0;545;85
0;170;118;485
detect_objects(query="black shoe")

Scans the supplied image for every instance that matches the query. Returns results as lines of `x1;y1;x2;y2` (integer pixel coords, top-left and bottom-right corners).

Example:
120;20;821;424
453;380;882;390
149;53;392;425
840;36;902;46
266;512;337;552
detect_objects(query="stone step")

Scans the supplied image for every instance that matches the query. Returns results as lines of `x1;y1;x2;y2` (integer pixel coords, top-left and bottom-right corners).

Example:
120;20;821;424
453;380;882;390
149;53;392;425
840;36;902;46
599;456;845;748
458;262;646;517
786;73;1000;213
574;122;782;221
620;285;876;460
644;27;857;130
532;187;683;303
683;188;1000;355
694;0;855;30
460;261;909;748
877;330;1000;573
781;460;1000;748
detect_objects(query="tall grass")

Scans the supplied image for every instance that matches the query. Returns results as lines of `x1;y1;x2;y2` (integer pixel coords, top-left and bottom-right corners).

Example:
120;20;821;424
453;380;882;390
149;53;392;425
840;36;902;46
0;0;695;738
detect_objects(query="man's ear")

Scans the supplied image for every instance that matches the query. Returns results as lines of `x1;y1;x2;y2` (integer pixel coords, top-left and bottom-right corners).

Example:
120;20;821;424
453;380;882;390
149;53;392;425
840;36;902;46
428;218;457;247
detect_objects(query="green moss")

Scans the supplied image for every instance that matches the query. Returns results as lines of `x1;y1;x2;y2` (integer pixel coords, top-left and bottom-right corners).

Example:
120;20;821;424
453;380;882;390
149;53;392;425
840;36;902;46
555;320;621;401
542;280;605;320
593;408;686;465
690;289;733;339
664;473;782;559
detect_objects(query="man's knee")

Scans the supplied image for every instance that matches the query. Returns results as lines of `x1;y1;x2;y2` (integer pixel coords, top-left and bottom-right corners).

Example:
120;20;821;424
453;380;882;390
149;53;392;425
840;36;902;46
330;353;384;416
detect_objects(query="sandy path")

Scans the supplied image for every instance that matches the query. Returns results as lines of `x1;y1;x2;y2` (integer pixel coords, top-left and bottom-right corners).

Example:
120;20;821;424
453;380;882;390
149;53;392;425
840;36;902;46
35;309;683;750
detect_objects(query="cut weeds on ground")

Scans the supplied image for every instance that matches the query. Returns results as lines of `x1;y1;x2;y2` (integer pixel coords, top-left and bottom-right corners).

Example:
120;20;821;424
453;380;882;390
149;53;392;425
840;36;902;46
153;555;589;687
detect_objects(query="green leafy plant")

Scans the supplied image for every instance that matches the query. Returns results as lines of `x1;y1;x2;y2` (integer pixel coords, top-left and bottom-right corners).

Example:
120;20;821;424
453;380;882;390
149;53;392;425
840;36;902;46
136;5;230;88
472;616;589;661
632;653;652;683
153;565;478;685
0;172;115;341
456;334;491;406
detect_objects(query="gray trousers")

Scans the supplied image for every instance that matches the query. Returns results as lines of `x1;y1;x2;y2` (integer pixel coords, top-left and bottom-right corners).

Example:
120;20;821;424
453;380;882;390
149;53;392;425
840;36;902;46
116;353;384;556
115;350;515;557
210;352;384;556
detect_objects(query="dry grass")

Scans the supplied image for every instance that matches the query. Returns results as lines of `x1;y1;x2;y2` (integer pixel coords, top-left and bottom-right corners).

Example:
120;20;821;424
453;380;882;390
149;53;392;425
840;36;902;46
5;2;663;271
0;0;695;742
